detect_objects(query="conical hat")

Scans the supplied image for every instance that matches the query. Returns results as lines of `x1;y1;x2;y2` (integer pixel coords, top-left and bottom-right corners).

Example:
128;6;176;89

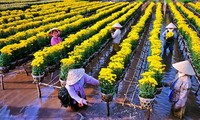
166;23;177;29
172;60;195;75
66;68;85;85
48;28;60;35
112;22;122;28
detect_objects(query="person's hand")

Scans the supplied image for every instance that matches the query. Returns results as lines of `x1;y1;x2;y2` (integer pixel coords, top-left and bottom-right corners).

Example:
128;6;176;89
79;98;87;107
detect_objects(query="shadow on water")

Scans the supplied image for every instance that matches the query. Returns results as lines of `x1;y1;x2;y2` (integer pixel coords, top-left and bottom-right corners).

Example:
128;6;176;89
0;87;55;119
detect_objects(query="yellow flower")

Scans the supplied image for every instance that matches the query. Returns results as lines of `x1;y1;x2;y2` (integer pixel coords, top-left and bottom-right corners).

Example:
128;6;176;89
31;57;44;67
166;31;174;39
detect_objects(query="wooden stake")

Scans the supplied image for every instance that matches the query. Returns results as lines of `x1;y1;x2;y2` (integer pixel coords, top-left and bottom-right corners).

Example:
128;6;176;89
1;75;4;90
106;101;110;116
146;109;150;120
36;83;41;98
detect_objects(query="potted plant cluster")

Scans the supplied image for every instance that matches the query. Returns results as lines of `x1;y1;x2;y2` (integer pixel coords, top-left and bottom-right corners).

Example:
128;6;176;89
0;54;11;73
137;72;158;109
98;68;116;102
31;57;45;83
59;58;75;87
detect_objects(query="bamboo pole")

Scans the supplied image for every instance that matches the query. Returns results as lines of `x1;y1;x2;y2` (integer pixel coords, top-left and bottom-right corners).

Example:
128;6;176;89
0;74;4;90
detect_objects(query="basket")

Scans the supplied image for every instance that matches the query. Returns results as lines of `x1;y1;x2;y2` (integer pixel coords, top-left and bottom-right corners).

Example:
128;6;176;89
101;93;113;102
59;79;66;87
32;73;45;83
138;95;155;109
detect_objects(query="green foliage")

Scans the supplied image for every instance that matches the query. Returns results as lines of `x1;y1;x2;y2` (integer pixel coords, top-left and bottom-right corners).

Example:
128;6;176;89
165;0;172;3
178;0;191;3
32;65;45;76
59;65;69;81
100;80;116;94
0;54;11;67
138;83;156;98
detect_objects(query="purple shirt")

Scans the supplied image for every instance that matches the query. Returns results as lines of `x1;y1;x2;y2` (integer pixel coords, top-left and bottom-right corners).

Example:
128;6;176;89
51;37;62;46
65;74;99;103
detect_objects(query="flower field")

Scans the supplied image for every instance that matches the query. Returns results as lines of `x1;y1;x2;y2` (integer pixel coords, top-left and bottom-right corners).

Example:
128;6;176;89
0;0;200;119
0;2;200;94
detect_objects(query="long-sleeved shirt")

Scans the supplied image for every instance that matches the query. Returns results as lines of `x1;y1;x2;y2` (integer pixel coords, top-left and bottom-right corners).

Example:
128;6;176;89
65;73;99;104
172;75;191;108
51;37;62;46
111;29;121;44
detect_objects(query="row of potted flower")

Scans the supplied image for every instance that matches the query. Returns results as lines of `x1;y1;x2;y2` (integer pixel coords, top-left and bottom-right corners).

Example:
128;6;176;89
169;3;200;74
31;2;130;76
176;2;200;31
188;2;200;13
138;2;165;101
96;2;116;13
0;1;90;29
0;15;82;67
0;1;115;48
0;9;22;17
0;2;124;68
0;11;83;47
0;0;94;22
98;2;155;95
70;2;113;14
0;11;73;38
59;2;143;84
0;0;64;11
0;1;71;24
0;2;110;39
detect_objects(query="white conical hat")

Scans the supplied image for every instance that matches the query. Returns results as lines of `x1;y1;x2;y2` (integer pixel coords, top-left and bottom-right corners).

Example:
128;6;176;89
172;60;195;75
66;68;85;85
48;28;60;35
166;23;177;29
112;22;122;28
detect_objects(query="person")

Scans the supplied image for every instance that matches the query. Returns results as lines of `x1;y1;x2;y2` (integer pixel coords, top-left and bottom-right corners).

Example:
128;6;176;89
48;28;62;46
162;22;177;54
65;68;99;111
168;60;195;119
111;22;122;52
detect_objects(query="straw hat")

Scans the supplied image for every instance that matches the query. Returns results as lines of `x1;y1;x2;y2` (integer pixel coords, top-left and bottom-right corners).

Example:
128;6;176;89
48;28;60;35
66;68;85;85
166;23;177;29
172;60;195;75
112;22;122;28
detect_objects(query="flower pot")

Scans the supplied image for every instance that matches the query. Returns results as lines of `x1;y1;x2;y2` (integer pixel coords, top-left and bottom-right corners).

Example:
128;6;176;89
101;93;113;102
138;95;155;110
0;66;9;73
31;73;44;83
59;79;66;87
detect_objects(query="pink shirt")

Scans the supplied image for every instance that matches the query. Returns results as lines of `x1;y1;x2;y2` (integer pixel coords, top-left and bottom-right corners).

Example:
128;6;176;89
51;37;62;46
65;74;99;103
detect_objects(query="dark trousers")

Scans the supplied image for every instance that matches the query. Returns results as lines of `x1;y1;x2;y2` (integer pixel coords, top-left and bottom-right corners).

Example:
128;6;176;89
164;42;174;53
